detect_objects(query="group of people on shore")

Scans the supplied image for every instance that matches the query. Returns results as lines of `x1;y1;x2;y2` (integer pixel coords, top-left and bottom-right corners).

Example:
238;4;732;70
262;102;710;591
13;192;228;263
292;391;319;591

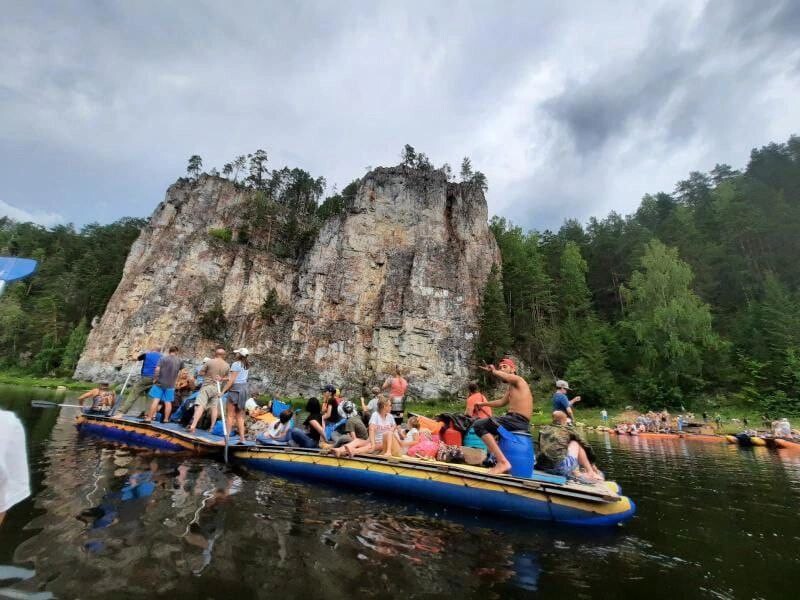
79;346;605;482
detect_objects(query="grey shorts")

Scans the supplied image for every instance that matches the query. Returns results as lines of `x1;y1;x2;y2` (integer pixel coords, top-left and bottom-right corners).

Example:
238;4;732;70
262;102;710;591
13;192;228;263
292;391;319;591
195;383;220;411
226;383;248;411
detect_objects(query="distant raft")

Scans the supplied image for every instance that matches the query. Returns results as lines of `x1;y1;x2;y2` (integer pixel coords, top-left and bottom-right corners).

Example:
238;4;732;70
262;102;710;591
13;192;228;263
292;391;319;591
75;413;635;527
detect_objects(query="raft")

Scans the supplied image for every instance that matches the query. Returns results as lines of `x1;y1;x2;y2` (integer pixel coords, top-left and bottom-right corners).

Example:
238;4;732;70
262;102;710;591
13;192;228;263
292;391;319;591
774;438;800;451
76;413;238;455
76;413;636;527
232;446;636;526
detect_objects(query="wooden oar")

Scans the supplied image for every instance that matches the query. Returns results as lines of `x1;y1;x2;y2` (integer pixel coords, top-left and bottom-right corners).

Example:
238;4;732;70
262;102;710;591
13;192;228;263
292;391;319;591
109;362;138;416
31;400;84;409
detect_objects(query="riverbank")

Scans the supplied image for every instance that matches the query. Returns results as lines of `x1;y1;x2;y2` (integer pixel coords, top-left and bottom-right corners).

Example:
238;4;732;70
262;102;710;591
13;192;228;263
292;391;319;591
0;371;93;391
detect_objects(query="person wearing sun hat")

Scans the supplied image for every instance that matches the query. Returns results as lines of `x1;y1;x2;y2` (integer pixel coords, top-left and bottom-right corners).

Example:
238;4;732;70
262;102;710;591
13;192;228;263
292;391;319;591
552;379;581;423
474;357;534;475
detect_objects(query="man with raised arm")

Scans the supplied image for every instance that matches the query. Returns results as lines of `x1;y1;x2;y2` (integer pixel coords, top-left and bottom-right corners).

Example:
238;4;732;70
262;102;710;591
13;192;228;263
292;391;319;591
474;358;534;475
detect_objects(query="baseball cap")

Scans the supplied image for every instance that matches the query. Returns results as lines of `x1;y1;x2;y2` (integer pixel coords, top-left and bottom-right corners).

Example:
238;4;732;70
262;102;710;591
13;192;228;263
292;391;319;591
233;347;250;357
555;379;570;390
321;384;336;394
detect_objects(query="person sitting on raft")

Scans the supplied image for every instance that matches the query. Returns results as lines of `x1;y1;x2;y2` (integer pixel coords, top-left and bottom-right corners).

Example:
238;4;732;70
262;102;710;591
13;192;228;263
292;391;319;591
386;415;421;456
244;398;276;437
465;381;491;418
259;409;294;445
334;397;395;457
77;382;116;413
360;386;381;422
289;397;324;448
536;411;604;482
331;400;368;448
320;384;341;433
473;358;534;475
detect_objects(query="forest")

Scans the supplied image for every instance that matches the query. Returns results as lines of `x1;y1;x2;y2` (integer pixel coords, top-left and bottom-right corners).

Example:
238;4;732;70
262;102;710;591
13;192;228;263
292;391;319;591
476;135;800;414
2;137;799;415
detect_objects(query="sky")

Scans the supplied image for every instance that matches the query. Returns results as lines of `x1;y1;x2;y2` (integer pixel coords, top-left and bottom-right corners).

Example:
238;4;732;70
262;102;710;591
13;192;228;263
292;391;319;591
1;0;799;231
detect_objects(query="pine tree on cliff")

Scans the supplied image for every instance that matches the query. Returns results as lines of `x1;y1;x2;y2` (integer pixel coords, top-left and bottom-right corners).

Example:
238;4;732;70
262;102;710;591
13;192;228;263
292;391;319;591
475;266;512;366
187;155;202;179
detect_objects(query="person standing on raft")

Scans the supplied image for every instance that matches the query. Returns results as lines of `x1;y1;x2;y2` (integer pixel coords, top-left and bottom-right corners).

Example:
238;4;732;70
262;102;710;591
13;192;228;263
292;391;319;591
474;358;533;475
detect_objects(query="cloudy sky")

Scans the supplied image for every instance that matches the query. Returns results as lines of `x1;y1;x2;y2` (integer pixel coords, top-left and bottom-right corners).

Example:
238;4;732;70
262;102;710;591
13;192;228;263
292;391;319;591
1;0;798;231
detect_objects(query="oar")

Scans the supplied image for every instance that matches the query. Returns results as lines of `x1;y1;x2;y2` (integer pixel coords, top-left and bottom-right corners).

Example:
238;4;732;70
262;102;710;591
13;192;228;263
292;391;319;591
109;362;138;416
217;381;229;464
31;400;84;409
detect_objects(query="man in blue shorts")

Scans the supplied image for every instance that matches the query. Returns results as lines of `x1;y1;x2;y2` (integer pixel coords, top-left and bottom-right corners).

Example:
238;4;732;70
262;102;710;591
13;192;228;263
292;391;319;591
552;380;581;423
144;346;183;423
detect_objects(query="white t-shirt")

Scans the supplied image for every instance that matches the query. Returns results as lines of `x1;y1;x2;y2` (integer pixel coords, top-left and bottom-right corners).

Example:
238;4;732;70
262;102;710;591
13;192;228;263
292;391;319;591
369;411;395;445
0;410;30;513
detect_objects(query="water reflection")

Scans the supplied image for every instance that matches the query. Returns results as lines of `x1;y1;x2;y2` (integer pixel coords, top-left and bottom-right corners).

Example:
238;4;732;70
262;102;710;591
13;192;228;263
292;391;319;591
3;387;800;599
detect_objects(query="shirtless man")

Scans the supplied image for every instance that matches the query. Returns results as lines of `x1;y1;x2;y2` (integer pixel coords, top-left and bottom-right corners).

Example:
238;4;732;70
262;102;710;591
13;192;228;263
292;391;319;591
474;358;533;474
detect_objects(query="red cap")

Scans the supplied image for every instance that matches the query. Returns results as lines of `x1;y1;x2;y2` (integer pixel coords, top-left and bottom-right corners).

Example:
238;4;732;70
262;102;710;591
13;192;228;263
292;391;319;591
498;358;516;371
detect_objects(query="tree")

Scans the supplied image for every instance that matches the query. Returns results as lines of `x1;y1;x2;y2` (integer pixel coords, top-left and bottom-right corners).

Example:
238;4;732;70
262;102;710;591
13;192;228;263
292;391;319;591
61;317;89;373
247;149;269;188
460;157;473;182
470;171;488;192
401;144;417;167
187;155;203;179
620;240;720;406
474;266;512;367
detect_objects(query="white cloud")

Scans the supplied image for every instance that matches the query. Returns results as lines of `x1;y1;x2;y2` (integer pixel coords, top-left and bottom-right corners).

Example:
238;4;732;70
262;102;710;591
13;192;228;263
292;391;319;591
0;199;64;227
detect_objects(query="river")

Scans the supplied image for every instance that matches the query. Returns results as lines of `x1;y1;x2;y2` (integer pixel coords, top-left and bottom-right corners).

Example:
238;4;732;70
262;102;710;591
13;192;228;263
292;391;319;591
1;384;799;599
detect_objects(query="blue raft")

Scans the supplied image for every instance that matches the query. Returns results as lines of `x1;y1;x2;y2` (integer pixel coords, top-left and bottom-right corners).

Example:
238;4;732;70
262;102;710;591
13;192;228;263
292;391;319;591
75;413;635;526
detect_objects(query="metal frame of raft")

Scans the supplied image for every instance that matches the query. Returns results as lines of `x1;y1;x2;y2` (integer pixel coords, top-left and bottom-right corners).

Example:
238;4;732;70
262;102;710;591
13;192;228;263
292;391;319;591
75;413;636;526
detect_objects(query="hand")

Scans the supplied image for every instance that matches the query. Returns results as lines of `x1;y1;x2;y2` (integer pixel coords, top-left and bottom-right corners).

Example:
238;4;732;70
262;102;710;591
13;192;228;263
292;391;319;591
478;363;495;373
573;396;581;403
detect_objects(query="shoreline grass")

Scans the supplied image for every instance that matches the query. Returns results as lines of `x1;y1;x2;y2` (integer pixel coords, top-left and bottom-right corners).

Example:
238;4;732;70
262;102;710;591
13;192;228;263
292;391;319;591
0;370;94;391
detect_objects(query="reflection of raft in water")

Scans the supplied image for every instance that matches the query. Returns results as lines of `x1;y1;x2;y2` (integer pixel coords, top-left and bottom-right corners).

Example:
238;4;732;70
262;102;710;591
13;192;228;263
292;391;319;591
75;413;635;526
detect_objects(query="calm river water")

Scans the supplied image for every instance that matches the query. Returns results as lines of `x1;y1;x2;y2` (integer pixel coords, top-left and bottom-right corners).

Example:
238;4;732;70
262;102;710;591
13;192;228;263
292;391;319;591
1;384;799;599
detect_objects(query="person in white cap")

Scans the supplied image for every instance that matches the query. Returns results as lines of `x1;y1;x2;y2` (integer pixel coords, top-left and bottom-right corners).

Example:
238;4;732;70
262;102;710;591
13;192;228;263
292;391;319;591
222;348;250;442
552;380;581;423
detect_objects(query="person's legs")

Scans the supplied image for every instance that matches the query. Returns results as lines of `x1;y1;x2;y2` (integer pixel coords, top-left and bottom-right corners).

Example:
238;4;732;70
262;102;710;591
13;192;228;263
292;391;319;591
236;408;246;443
308;419;325;439
207;402;219;432
188;386;211;432
118;376;150;415
345;438;373;457
473;417;511;474
163;399;172;423
289;429;317;448
568;441;602;480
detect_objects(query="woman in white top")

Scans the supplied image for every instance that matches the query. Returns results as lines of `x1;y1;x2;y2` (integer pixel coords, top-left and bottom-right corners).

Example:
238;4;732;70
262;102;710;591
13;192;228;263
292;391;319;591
335;397;395;458
222;348;250;443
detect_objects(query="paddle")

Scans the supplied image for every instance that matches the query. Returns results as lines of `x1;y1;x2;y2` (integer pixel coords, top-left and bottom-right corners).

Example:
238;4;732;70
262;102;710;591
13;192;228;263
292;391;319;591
109;363;138;416
217;381;229;464
0;256;38;298
31;400;85;409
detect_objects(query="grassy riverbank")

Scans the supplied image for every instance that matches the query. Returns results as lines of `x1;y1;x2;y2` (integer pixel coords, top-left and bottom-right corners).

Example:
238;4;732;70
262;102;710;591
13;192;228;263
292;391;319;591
0;370;93;391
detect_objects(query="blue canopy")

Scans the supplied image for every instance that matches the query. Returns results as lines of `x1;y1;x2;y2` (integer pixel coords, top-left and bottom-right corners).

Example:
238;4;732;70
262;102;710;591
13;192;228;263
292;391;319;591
0;257;38;283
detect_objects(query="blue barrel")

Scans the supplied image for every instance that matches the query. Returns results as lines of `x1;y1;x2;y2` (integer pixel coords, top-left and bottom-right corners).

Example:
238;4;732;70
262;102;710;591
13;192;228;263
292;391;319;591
498;428;535;478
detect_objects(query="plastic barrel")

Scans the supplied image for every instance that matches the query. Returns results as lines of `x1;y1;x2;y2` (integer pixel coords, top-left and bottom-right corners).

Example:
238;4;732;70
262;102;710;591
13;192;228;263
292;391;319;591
498;428;535;478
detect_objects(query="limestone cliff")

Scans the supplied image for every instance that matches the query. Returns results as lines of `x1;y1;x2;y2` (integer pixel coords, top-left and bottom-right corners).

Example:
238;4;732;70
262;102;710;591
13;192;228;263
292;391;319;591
75;166;500;397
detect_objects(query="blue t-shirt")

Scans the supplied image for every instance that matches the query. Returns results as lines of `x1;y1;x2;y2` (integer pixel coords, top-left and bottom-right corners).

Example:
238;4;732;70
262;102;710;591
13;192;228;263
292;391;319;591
139;352;162;378
552;392;570;413
231;361;249;384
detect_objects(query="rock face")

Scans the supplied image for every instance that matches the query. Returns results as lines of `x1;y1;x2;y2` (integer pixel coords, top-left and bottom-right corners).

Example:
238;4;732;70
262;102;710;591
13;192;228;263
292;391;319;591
75;167;500;397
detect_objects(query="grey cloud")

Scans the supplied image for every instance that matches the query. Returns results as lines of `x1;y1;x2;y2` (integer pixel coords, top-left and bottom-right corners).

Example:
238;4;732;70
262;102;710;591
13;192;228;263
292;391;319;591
0;1;798;233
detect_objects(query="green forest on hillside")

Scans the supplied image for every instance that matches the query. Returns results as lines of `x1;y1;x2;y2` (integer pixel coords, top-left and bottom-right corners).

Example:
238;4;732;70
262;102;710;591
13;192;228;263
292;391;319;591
2;137;800;416
476;135;800;414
